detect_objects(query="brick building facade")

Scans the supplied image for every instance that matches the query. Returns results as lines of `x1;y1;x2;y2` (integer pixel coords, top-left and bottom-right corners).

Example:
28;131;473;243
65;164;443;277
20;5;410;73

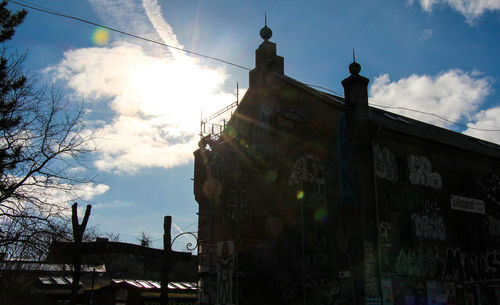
193;25;500;305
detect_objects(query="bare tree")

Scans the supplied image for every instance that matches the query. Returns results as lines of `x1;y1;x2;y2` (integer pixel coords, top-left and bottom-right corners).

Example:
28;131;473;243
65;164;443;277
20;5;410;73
0;2;95;260
137;231;153;247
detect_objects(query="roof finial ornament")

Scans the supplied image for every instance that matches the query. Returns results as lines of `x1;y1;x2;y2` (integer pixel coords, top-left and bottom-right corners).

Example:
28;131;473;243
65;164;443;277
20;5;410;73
349;47;361;75
260;13;272;41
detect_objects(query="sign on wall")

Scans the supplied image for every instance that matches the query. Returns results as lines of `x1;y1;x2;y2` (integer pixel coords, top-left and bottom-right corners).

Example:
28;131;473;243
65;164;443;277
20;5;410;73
450;195;485;214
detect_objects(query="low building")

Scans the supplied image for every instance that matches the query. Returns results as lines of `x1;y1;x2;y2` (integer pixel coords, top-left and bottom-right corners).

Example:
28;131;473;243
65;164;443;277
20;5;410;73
193;24;500;305
0;239;198;304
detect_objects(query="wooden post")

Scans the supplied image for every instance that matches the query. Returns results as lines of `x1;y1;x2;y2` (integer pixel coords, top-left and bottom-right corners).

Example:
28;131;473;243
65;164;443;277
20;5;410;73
71;202;91;305
161;216;172;305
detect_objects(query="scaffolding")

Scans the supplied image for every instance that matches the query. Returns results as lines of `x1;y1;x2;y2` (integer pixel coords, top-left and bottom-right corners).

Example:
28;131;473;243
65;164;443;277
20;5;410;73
200;100;238;138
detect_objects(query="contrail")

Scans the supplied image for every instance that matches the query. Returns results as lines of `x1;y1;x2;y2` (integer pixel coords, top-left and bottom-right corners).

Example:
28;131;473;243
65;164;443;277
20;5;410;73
142;0;184;59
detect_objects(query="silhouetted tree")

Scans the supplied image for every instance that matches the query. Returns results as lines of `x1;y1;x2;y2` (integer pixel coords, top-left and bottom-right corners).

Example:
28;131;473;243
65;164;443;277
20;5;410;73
0;1;95;260
137;231;153;247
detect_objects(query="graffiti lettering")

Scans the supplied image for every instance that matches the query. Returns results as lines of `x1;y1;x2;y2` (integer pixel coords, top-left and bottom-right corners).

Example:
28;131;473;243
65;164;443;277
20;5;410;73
408;155;442;189
373;142;398;183
411;201;446;240
394;248;438;279
281;278;340;305
289;155;325;188
487;216;500;237
442;248;500;282
364;241;380;297
378;222;391;245
411;214;445;240
378;223;392;270
479;173;500;205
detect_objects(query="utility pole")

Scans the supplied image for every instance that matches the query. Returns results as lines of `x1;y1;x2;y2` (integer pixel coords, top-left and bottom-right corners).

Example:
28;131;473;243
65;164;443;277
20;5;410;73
161;216;172;305
71;202;91;305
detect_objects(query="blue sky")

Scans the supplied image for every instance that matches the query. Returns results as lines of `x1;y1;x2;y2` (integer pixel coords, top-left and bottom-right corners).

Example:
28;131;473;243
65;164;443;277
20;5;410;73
6;0;500;249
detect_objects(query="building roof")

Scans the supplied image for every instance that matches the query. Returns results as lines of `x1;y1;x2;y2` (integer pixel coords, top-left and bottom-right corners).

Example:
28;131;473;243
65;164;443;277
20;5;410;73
0;261;106;273
270;70;500;159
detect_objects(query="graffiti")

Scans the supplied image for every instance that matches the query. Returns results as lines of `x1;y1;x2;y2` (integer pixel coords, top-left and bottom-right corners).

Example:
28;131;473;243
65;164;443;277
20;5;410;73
338;116;357;207
364;241;380;297
479;173;500;205
216;241;234;305
200;277;217;304
373;142;398;183
410;201;446;240
411;214;445;240
394;248;438;279
408;155;442;189
487;216;500;237
304;252;329;271
289;155;325;190
442;248;500;282
281;278;340;305
378;223;392;270
379;222;392;245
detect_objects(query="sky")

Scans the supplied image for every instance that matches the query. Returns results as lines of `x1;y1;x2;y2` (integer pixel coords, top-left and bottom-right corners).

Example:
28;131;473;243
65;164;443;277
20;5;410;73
5;0;500;250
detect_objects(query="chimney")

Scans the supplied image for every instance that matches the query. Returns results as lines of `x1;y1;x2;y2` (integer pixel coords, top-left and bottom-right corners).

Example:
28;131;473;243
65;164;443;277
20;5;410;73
341;60;369;123
249;19;284;87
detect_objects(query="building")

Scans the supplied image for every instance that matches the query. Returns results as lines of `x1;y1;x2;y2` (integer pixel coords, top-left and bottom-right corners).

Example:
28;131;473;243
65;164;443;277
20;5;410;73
0;239;198;305
193;24;500;305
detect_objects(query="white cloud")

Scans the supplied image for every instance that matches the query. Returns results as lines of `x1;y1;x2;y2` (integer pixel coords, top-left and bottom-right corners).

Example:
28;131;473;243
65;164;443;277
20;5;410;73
370;69;492;128
412;0;500;23
463;107;500;143
419;28;433;40
2;176;109;219
47;0;238;173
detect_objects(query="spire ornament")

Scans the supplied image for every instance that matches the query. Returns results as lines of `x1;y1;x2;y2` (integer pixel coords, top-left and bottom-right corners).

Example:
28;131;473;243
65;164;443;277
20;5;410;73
260;13;272;41
349;48;361;75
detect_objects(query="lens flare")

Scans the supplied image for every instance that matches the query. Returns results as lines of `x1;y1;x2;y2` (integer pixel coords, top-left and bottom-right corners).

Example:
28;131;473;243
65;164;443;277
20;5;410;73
314;208;329;223
266;170;277;181
296;190;304;200
92;27;110;45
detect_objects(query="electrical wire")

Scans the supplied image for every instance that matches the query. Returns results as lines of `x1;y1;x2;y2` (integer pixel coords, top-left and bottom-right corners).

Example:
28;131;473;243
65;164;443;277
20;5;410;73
8;0;252;70
370;103;500;132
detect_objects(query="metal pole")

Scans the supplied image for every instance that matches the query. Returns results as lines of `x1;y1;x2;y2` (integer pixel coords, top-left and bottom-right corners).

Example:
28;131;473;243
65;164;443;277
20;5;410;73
161;216;172;305
87;268;96;305
300;189;306;305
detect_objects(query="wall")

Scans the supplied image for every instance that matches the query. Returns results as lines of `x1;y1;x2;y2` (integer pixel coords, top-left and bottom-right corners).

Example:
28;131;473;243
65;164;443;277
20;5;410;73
195;78;354;305
373;131;500;305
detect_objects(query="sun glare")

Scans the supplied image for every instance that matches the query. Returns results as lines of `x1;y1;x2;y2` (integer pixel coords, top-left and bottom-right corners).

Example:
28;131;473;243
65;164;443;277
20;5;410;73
128;56;230;134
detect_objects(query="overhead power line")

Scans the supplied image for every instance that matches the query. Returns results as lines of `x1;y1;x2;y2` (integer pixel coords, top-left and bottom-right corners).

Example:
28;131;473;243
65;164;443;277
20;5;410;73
371;103;500;132
8;1;500;132
8;0;252;70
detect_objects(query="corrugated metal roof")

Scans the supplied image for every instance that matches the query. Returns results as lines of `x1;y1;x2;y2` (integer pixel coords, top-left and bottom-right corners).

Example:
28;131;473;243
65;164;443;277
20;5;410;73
112;279;197;290
38;276;82;286
0;261;105;273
